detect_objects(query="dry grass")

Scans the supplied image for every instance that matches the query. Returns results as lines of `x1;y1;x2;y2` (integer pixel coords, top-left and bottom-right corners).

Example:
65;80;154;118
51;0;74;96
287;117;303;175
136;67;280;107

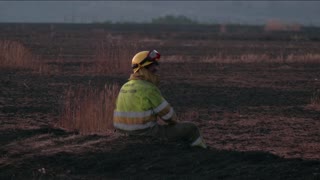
305;89;320;111
165;53;320;64
57;83;120;135
310;89;320;108
88;39;141;75
0;40;44;71
285;54;320;63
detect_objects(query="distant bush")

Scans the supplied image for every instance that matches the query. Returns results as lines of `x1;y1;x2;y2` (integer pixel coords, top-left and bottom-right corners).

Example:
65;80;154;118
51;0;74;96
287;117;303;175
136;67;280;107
151;15;199;25
264;19;301;32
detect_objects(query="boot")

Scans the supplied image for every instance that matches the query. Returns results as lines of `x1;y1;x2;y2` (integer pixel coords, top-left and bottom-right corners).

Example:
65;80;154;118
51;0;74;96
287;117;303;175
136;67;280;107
191;136;207;149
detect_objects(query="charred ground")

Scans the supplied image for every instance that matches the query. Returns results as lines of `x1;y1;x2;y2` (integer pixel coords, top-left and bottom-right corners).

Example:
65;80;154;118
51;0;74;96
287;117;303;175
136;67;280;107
1;23;320;179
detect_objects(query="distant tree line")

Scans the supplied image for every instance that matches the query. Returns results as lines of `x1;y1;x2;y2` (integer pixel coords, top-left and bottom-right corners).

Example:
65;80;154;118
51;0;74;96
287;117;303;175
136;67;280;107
150;15;199;25
95;15;200;25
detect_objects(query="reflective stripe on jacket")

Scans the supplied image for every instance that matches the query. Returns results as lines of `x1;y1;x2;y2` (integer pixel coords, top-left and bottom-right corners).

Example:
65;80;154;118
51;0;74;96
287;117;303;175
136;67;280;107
113;79;175;131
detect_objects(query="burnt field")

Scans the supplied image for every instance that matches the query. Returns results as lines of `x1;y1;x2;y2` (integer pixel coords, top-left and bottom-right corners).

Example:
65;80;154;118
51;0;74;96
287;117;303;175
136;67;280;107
0;23;320;179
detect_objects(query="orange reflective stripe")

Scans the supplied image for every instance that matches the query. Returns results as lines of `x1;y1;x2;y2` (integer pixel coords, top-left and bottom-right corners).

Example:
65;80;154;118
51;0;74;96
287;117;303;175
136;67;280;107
113;115;156;125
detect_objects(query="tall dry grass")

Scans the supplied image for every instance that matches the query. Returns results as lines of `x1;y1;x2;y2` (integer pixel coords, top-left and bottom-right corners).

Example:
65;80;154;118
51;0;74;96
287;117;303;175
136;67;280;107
89;39;140;75
310;89;320;108
306;89;320;111
57;83;120;135
0;40;41;70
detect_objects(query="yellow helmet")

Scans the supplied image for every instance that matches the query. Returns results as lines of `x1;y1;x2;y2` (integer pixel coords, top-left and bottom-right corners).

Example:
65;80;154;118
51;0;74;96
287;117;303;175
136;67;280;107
132;50;160;73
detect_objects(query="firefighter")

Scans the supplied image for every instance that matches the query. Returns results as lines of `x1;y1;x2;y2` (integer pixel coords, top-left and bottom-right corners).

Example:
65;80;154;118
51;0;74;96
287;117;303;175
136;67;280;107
113;50;206;148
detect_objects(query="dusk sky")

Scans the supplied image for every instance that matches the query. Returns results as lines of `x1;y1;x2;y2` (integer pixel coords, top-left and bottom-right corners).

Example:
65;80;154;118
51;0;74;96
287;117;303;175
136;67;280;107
0;1;319;26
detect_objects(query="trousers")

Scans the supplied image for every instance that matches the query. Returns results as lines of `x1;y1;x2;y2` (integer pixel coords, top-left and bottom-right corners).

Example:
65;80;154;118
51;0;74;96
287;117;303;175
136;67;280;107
116;122;201;144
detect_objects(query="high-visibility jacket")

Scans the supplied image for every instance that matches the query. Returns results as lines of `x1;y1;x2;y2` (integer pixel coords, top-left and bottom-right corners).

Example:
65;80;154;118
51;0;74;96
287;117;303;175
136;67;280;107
113;79;175;131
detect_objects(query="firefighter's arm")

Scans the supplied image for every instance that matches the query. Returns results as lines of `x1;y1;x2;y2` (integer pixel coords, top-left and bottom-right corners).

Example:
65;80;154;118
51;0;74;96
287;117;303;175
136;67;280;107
148;87;178;124
164;112;178;125
156;103;178;125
